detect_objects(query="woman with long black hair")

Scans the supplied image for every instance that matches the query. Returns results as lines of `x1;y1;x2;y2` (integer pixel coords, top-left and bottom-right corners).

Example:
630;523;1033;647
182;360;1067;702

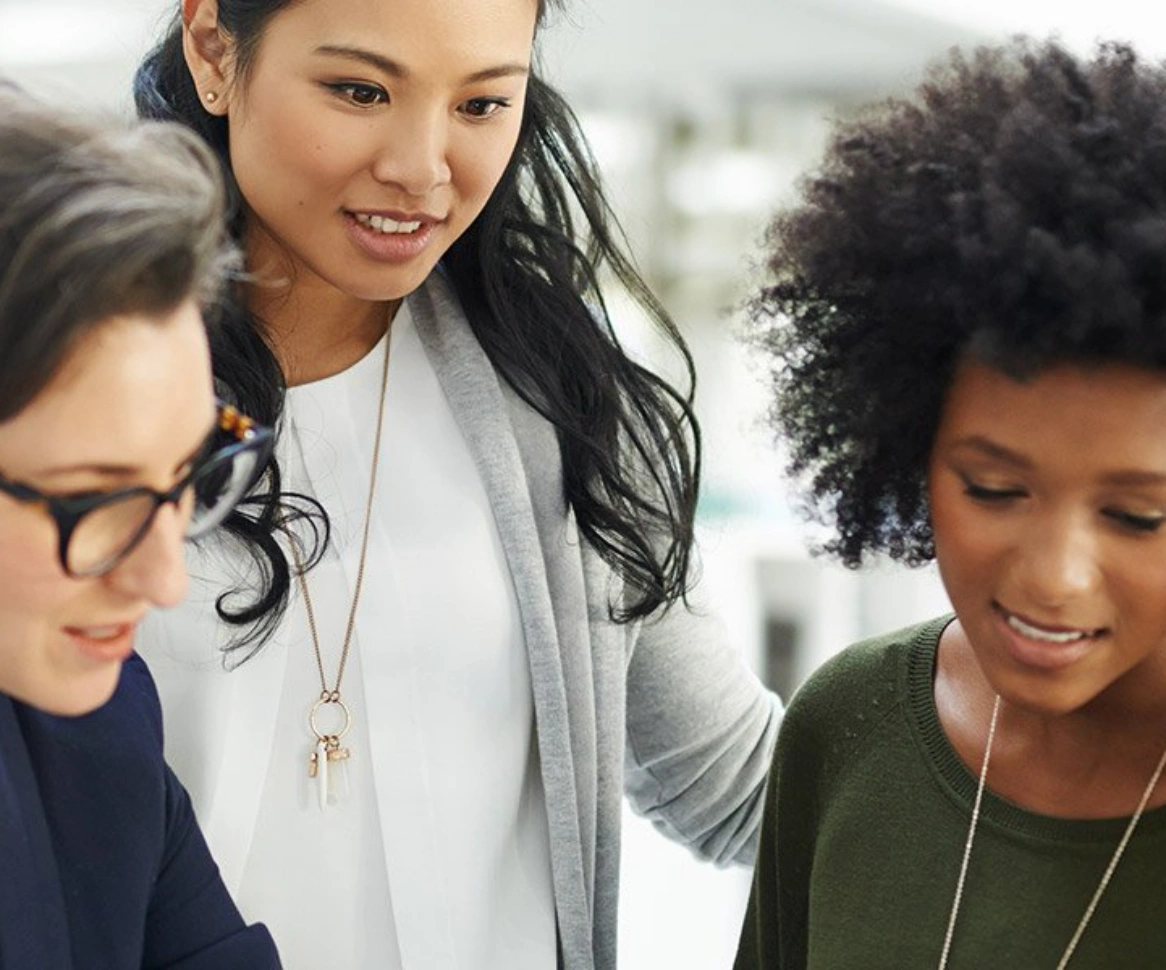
133;2;781;968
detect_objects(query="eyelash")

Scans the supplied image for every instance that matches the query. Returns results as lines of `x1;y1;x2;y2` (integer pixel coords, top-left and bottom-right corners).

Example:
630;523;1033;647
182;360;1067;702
1104;509;1165;534
324;84;511;119
326;82;388;107
961;479;1165;533
962;482;1025;503
460;97;511;119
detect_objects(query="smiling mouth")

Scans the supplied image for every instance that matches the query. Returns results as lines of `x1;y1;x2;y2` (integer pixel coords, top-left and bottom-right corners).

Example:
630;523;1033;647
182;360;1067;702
352;213;424;234
65;624;131;641
998;607;1105;644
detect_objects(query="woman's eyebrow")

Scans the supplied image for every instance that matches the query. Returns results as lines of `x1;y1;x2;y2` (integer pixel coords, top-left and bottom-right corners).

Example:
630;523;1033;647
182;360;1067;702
1098;469;1166;487
947;436;1032;468
950;437;1166;486
27;423;214;481
313;44;529;85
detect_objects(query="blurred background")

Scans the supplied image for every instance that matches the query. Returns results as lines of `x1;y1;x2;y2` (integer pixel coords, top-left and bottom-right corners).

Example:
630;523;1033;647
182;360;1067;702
2;0;1162;965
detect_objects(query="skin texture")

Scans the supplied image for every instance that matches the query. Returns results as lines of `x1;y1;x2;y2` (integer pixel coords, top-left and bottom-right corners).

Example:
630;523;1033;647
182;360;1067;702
183;0;538;383
930;360;1166;816
0;301;215;716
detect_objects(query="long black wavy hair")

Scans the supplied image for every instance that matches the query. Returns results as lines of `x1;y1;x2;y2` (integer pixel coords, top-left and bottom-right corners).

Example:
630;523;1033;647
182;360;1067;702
134;0;700;654
753;38;1166;568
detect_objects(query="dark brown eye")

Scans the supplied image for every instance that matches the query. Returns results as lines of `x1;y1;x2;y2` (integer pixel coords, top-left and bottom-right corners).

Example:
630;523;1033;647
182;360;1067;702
461;97;509;119
329;83;387;107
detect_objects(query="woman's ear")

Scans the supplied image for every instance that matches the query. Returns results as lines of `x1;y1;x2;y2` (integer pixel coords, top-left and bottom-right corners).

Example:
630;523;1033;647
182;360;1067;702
183;0;233;117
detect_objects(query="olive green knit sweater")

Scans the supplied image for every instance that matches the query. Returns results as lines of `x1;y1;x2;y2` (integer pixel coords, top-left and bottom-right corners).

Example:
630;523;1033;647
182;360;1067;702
734;617;1166;970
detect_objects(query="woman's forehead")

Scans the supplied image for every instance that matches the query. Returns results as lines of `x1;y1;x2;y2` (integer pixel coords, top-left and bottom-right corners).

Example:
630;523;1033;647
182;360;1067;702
935;359;1166;472
0;304;214;476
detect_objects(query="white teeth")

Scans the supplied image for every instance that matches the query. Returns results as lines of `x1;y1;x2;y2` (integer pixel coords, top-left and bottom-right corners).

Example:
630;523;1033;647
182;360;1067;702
354;213;422;234
77;626;123;640
1006;614;1089;644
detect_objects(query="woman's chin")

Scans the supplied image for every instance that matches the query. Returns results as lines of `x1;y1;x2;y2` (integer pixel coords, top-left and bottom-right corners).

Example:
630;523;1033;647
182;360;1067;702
17;665;123;718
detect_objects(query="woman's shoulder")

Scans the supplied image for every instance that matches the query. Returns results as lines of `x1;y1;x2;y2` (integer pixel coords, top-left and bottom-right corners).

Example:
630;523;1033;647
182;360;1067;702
780;615;948;758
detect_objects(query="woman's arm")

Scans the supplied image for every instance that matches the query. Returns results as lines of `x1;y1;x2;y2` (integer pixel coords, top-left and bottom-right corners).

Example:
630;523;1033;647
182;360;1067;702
141;763;280;969
623;597;782;865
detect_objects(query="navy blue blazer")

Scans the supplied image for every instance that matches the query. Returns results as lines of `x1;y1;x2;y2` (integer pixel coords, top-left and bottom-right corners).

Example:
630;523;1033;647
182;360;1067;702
0;653;279;969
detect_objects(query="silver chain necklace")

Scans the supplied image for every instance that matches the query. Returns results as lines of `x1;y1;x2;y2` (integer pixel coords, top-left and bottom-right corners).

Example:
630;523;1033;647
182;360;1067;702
937;695;1166;970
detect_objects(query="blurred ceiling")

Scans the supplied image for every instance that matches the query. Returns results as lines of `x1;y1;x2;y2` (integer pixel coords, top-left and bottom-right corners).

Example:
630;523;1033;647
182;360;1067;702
542;0;984;103
0;0;983;110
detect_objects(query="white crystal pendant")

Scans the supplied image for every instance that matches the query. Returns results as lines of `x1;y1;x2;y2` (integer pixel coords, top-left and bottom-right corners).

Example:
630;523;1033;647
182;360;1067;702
314;740;329;811
327;745;350;805
308;695;353;810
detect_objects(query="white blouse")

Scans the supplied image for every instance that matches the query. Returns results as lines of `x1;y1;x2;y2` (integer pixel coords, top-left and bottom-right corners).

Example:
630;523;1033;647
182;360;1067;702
142;304;555;970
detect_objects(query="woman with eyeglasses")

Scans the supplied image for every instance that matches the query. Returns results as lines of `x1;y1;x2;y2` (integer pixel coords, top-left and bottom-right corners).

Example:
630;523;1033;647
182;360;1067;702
0;83;280;967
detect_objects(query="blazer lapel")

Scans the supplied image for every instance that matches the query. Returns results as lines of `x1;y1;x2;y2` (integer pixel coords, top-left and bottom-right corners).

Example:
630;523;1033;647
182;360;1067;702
410;274;594;969
0;695;71;969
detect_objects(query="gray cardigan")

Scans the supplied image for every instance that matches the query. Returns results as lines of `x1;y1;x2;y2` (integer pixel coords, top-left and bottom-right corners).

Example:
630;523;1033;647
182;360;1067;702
412;273;782;969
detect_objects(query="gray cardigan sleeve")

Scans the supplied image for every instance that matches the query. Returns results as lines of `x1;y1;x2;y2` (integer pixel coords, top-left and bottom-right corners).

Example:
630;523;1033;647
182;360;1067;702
622;595;783;866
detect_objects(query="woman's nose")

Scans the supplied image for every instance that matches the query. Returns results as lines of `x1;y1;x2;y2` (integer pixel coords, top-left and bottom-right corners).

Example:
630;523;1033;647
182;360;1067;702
104;503;190;608
1012;511;1101;609
370;109;452;197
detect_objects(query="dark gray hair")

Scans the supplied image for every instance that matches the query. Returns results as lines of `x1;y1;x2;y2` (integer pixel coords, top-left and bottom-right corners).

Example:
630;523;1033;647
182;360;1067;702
0;80;234;421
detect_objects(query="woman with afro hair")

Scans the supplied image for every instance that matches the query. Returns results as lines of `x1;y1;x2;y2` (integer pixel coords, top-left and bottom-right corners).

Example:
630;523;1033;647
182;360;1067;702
735;38;1166;970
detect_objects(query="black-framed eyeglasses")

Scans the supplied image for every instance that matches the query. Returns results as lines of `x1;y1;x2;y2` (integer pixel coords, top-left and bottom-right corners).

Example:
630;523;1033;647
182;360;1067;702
0;402;274;578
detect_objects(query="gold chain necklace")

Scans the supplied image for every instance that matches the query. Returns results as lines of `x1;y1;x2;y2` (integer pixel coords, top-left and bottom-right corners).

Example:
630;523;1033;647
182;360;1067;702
289;331;391;810
938;694;1166;970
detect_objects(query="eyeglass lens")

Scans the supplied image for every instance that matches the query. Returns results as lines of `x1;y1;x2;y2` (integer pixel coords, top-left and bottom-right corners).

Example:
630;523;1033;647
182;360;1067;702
65;444;265;575
186;444;266;538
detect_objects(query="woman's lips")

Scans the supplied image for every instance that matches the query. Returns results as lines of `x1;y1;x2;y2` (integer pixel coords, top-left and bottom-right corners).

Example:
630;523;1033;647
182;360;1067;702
63;623;137;663
343;210;439;264
992;604;1104;671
